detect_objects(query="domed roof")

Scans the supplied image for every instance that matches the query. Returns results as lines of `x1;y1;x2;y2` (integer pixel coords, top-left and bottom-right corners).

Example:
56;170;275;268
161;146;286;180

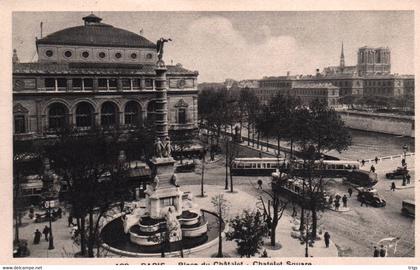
36;14;156;49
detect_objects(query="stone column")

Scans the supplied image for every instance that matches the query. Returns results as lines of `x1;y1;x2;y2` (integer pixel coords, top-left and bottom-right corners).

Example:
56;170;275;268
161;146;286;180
154;65;168;142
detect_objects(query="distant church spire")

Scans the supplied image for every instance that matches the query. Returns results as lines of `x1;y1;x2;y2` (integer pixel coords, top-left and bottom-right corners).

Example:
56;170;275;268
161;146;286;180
12;49;19;64
340;41;345;69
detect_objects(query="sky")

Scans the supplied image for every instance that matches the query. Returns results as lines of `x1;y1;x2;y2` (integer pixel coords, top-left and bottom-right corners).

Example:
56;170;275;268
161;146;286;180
12;11;414;82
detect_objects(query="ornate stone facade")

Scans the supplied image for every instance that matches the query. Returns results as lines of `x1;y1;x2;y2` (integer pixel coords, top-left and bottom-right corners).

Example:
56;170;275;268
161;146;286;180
13;14;199;139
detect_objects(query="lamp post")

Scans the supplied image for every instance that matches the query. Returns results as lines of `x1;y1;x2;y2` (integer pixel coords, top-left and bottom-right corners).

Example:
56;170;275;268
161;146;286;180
46;196;55;250
402;144;408;166
402;144;408;186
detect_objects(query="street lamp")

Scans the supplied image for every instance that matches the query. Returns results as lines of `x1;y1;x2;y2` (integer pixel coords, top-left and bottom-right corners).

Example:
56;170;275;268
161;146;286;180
402;144;408;187
45;195;55;250
402;144;408;166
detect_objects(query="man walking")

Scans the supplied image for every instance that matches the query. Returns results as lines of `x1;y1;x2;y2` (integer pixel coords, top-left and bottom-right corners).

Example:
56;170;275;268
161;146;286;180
348;188;353;197
361;159;365;167
375;157;379;164
342;195;348;208
370;165;376;173
291;204;297;217
42;225;50;241
391;182;396;192
324;232;331;248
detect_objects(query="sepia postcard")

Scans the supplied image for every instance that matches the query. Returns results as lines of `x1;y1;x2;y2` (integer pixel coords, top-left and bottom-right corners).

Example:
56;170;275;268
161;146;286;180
0;0;418;267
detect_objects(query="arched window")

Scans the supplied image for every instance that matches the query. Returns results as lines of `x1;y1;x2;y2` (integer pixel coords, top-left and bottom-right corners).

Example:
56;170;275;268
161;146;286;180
101;102;118;127
48;103;68;130
75;102;94;128
125;101;142;126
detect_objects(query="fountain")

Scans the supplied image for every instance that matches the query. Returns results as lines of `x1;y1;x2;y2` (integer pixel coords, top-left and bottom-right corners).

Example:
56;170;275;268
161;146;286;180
100;38;216;256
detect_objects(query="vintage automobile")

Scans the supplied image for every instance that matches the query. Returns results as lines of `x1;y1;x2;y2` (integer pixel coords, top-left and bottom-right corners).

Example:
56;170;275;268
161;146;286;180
175;162;196;173
385;167;409;179
357;188;386;207
34;207;61;223
401;199;415;217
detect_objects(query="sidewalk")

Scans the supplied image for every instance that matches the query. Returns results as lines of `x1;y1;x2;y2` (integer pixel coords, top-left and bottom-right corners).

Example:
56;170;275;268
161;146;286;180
184;184;338;258
16;184;339;258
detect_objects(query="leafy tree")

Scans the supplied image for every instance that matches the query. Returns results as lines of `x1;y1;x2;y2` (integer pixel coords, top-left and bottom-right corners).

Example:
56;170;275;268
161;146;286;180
211;194;230;257
307;99;352;155
226;210;268;258
45;128;130;257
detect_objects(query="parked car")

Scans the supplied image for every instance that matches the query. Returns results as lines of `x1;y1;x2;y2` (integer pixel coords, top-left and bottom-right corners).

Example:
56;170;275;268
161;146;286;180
401;199;415;217
386;167;409;179
357;188;386;207
175;162;196;173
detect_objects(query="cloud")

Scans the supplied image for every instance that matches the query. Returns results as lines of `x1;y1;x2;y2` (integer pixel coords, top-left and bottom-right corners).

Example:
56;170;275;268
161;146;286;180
167;16;301;82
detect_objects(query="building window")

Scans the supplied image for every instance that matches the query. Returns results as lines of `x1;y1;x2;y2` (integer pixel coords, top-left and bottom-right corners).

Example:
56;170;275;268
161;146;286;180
122;79;131;90
145;79;153;88
115;52;122;59
64;51;72;58
178;108;187;124
99;52;106;58
82;51;89;58
132;79;140;89
101;102;118;127
14;115;26;134
98;78;107;90
75;102;94;128
73;78;82;90
48;103;68;130
57;78;67;90
109;78;118;89
45;78;55;90
131;53;137;59
45;50;53;57
84;78;93;89
124;101;141;126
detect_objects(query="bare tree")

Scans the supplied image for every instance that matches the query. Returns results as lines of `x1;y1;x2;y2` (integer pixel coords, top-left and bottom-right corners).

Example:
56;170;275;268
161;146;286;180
211;194;230;257
257;181;289;247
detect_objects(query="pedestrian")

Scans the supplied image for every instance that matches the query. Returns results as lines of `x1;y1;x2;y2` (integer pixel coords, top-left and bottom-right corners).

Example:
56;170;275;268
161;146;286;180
257;178;263;190
334;199;340;211
401;158;406;167
33;229;41;245
57;207;62;219
328;195;334;207
361;159;365;167
379;245;386;257
292;205;297;217
342;195;348;208
42;225;50;241
406;174;411;185
68;215;74;227
360;194;368;207
391;182;396;191
324;232;331;248
373;246;379;257
375;156;379;164
348;188;353;197
29;207;34;220
370;165;375;173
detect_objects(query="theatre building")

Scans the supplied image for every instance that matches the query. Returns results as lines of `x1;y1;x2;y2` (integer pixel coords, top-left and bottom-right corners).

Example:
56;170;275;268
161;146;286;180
13;14;199;141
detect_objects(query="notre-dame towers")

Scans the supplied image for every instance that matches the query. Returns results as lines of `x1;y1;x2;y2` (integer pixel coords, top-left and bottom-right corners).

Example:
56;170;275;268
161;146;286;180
357;46;391;76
